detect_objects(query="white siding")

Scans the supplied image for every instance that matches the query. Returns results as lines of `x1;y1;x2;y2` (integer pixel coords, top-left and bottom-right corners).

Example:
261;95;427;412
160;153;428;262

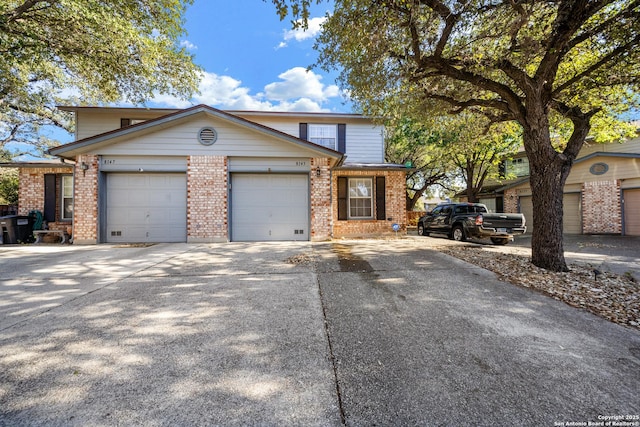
100;156;187;172
96;117;319;158
73;108;386;163
344;123;384;163
75;109;176;140
233;113;385;163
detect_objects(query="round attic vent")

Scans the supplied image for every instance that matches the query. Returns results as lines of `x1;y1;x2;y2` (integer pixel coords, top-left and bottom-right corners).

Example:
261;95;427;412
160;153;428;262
198;127;218;146
589;162;608;175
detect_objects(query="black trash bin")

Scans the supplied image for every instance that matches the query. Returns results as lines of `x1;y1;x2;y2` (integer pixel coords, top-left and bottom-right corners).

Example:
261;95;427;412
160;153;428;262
0;215;34;244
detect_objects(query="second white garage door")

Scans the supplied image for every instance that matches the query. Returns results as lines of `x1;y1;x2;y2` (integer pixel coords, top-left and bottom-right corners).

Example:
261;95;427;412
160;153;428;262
106;173;187;243
231;174;309;241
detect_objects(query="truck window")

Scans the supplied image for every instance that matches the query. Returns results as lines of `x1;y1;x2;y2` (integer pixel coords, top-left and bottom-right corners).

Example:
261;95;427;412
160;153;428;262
472;206;488;213
455;206;467;214
442;206;452;215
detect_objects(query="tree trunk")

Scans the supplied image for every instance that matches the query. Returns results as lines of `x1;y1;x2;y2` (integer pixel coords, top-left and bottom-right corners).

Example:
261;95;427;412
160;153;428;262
523;118;573;272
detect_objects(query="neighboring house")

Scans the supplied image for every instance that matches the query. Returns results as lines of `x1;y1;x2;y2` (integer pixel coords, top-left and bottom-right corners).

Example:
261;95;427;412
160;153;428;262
0;161;74;235
466;131;640;236
5;104;408;244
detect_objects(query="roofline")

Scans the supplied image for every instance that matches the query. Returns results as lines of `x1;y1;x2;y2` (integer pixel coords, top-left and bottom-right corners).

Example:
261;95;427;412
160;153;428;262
0;161;74;169
574;151;640;163
495;151;640;191
58;105;179;114
57;105;370;120
336;162;409;171
49;104;344;161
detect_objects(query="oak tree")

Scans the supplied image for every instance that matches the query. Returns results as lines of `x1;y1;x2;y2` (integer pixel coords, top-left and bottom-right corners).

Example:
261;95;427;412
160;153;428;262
1;0;201;156
271;0;640;271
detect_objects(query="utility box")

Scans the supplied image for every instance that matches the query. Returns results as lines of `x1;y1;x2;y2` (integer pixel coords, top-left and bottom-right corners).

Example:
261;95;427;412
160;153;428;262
0;215;34;244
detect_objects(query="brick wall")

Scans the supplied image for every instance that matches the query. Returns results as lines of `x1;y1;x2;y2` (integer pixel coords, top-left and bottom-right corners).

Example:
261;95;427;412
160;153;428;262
503;189;519;213
331;169;407;238
310;157;332;241
187;156;228;242
73;155;99;243
18;166;73;236
582;180;621;234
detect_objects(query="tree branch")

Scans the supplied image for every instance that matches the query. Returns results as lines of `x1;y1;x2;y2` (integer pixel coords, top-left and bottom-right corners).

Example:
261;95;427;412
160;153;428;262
553;33;640;95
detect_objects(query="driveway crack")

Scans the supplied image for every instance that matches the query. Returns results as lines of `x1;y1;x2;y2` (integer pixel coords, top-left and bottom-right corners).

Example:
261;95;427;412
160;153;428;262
313;251;347;426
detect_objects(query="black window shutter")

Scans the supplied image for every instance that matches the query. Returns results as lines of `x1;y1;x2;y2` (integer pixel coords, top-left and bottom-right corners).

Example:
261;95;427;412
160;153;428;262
121;118;131;128
44;174;56;222
376;176;386;220
299;123;308;141
337;124;346;153
338;177;348;220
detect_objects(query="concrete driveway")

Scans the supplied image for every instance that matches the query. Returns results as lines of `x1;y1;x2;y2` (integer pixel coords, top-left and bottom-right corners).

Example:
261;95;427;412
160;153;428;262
1;240;638;426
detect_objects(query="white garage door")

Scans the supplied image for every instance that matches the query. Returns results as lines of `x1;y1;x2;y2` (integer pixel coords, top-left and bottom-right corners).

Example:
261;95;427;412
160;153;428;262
624;189;640;236
231;174;308;241
519;193;581;234
106;173;187;243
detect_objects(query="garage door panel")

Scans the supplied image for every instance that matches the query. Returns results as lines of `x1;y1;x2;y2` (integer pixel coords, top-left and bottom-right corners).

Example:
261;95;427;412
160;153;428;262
232;174;308;241
106;173;186;243
624;189;640;236
563;193;581;234
519;193;581;234
519;196;533;234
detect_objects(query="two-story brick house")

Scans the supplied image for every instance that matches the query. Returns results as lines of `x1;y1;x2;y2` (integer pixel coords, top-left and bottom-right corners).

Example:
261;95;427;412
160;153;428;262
464;130;640;236
11;104;406;244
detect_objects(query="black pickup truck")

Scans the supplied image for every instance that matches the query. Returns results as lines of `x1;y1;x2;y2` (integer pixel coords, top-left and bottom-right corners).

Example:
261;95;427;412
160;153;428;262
417;203;526;245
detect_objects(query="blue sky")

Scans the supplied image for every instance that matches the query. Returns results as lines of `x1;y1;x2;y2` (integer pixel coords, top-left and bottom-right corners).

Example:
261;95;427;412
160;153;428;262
150;0;349;113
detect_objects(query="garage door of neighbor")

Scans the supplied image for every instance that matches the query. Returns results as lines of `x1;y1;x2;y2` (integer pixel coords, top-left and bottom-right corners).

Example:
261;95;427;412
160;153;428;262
106;173;187;243
623;189;640;236
519;193;581;234
231;174;308;241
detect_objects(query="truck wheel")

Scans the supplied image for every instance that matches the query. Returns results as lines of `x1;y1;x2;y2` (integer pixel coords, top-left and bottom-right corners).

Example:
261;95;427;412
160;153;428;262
451;225;465;242
490;238;509;245
418;223;429;236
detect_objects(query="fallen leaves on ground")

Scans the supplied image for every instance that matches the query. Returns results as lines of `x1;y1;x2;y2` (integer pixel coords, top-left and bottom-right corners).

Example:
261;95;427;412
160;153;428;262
437;245;640;331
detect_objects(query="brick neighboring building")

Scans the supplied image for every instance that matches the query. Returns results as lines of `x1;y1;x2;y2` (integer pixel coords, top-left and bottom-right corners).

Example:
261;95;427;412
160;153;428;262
6;104;408;244
465;134;640;236
0;161;75;237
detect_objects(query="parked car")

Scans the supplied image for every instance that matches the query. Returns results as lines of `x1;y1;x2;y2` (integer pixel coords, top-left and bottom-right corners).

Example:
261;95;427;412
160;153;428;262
417;203;526;245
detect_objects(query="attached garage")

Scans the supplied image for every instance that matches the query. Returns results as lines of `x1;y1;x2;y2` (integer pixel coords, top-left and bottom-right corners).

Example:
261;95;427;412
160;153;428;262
623;189;640;236
105;173;187;243
519;193;581;234
231;173;309;241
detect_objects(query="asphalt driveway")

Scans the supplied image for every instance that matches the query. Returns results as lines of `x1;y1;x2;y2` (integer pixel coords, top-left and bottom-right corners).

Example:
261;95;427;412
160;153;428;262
1;240;638;426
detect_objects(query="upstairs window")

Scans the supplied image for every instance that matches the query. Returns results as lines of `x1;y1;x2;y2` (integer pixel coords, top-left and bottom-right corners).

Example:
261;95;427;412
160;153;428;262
308;124;337;150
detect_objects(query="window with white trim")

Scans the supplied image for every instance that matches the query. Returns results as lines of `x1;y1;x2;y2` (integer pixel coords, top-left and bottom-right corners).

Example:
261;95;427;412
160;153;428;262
348;178;373;218
61;175;73;220
308;124;337;150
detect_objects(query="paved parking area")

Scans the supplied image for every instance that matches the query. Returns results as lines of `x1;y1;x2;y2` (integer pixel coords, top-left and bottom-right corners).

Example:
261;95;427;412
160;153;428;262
1;240;639;426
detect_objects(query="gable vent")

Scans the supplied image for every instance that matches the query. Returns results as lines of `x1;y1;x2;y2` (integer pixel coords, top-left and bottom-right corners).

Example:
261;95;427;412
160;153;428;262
198;127;218;146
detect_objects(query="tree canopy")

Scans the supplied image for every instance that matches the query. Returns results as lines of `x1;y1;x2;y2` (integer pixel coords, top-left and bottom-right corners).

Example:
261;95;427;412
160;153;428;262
270;0;640;271
1;0;201;157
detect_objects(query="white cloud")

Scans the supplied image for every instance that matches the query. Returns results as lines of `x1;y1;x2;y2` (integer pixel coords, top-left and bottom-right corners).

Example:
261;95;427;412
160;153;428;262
264;67;339;102
150;67;341;113
284;16;326;42
180;40;197;50
277;16;326;49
